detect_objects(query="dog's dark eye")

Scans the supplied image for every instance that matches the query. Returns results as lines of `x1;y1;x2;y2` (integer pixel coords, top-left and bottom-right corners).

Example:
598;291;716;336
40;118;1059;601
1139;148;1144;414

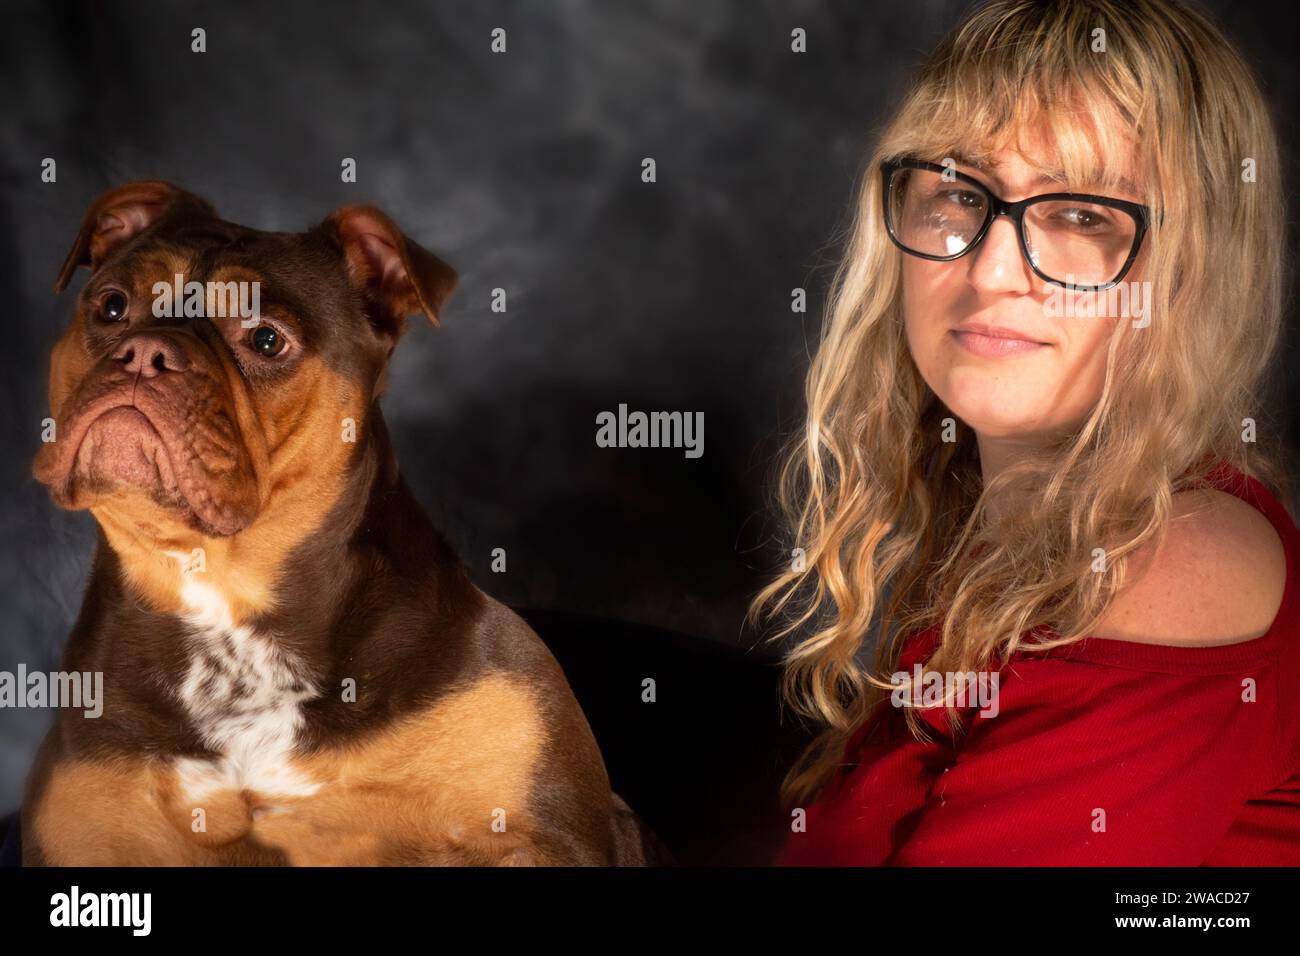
248;324;285;357
100;292;128;322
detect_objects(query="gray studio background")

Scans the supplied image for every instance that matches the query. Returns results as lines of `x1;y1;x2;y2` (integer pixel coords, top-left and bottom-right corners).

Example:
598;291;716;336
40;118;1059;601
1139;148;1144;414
1;0;1296;811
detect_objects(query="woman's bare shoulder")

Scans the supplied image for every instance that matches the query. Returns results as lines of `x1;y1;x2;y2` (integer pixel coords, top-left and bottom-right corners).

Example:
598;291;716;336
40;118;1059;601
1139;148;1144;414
1089;488;1287;647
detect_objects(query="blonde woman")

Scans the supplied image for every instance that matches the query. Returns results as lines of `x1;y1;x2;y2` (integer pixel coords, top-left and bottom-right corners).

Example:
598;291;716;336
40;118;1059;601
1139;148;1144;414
754;0;1299;865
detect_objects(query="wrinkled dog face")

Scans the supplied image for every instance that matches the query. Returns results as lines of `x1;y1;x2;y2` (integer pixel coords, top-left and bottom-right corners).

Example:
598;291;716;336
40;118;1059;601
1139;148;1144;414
33;182;456;541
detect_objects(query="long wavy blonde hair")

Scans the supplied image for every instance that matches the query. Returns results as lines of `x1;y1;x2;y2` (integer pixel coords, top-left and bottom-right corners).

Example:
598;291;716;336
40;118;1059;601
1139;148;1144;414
750;0;1294;808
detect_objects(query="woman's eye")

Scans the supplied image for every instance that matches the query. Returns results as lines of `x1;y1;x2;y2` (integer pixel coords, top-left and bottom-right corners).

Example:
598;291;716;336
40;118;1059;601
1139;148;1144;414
1060;207;1110;230
924;189;985;214
99;292;128;322
248;324;287;357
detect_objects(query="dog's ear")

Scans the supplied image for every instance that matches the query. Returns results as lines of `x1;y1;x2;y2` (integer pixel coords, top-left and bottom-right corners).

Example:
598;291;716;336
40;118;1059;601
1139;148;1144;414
55;181;213;293
323;205;458;336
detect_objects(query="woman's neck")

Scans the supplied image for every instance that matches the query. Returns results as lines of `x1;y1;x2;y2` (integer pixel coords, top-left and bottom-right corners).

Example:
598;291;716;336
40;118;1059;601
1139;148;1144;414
974;431;1060;524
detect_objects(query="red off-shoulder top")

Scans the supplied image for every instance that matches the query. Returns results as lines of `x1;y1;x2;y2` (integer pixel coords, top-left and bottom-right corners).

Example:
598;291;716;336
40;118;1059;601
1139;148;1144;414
776;463;1300;866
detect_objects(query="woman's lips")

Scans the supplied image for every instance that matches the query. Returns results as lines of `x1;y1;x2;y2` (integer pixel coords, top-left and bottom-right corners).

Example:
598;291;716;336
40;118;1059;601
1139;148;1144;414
950;328;1050;358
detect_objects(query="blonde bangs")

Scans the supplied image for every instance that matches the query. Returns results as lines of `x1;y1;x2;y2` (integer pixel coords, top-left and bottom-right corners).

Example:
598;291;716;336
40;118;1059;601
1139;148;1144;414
887;2;1158;200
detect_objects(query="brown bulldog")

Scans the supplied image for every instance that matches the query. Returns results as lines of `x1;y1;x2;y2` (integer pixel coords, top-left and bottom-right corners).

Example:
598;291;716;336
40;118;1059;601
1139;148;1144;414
24;181;653;866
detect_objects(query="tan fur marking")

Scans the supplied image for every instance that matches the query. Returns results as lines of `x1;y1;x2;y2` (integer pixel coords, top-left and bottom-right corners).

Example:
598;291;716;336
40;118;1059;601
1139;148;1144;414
249;672;550;865
33;673;550;865
34;758;196;866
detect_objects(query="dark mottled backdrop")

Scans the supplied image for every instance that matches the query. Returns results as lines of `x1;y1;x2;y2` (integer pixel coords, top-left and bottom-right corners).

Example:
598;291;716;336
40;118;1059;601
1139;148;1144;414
0;0;1296;815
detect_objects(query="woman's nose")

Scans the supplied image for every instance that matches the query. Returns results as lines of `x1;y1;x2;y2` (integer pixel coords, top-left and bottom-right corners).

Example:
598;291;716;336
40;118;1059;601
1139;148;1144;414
966;216;1034;295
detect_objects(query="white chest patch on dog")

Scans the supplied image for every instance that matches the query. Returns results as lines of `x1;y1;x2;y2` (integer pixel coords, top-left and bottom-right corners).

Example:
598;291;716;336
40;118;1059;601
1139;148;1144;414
171;577;320;803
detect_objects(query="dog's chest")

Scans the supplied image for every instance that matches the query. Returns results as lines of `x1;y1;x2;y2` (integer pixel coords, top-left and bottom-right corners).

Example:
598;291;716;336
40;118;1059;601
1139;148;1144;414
171;580;320;801
39;576;559;864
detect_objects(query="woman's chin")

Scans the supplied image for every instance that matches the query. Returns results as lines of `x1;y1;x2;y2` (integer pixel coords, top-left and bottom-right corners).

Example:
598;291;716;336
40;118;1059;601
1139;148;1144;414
943;397;1055;440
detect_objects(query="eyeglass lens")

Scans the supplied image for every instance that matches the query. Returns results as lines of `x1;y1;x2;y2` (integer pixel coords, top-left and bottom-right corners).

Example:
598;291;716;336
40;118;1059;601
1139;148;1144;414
888;167;1138;286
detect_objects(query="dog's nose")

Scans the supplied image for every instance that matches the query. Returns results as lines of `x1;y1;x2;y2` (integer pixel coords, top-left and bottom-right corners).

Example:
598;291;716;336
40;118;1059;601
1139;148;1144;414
112;334;192;378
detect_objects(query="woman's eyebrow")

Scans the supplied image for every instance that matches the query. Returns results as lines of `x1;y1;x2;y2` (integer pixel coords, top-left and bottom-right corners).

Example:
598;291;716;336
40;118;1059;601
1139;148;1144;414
1028;169;1142;197
949;154;1140;198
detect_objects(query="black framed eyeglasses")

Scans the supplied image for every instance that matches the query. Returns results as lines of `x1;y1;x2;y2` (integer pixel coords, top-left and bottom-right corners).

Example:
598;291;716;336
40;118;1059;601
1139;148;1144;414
880;158;1152;292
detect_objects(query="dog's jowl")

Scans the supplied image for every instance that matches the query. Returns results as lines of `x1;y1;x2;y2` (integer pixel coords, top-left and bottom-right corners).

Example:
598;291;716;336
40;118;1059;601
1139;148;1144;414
24;181;652;866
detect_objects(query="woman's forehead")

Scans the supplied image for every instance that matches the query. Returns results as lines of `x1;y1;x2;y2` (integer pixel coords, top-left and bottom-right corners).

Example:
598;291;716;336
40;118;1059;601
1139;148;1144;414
903;74;1150;199
932;114;1146;199
953;147;1144;200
